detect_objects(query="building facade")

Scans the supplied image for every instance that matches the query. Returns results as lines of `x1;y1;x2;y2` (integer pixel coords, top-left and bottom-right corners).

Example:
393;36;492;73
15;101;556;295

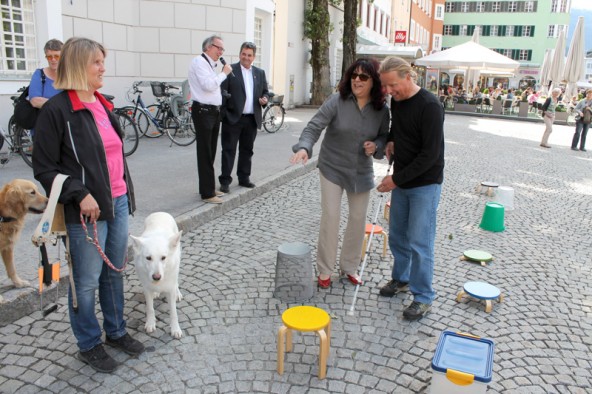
1;0;340;128
442;0;571;88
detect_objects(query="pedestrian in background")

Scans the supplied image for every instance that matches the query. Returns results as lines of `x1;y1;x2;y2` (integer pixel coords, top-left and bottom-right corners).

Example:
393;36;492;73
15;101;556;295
33;37;144;373
188;35;233;204
571;89;592;152
219;42;269;193
29;39;63;109
540;87;561;148
376;56;445;321
290;58;389;289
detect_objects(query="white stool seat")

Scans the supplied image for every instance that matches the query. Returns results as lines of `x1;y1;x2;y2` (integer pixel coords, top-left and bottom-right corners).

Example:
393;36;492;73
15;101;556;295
494;186;514;211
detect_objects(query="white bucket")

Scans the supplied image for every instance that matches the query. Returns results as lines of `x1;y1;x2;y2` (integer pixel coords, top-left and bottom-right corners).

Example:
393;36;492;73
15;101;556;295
494;186;514;211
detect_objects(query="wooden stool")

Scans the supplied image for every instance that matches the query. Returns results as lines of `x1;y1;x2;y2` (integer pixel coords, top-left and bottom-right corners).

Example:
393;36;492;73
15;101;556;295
361;223;387;260
383;200;391;223
460;250;493;267
277;306;331;379
476;181;499;197
456;281;504;313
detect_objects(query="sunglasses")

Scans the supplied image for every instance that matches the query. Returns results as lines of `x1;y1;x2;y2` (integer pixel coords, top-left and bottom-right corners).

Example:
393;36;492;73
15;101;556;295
45;54;60;61
351;72;370;82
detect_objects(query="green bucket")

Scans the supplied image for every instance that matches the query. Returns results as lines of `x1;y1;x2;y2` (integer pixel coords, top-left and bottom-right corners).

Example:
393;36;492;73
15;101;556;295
479;202;505;232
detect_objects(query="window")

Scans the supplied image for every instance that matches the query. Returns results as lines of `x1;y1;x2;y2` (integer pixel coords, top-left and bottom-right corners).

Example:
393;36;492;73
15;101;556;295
551;0;558;12
461;2;469;12
428;0;432;16
253;16;262;69
410;20;416;40
460;25;468;36
476;2;485;12
433;34;442;51
560;0;568;12
519;50;530;61
445;2;454;12
1;0;36;73
366;2;371;27
491;25;499;36
435;4;444;20
508;1;517;12
492;1;501;12
525;1;534;12
523;26;532;37
374;6;378;32
444;25;452;35
507;25;515;37
548;25;556;37
503;49;512;58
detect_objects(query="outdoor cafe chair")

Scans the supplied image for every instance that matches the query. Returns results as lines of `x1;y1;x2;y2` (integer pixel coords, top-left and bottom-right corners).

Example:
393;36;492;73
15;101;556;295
482;97;492;113
475;97;483;112
502;99;513;115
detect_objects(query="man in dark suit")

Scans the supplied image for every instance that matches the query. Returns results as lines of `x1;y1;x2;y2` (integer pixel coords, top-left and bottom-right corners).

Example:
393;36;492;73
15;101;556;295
219;42;269;193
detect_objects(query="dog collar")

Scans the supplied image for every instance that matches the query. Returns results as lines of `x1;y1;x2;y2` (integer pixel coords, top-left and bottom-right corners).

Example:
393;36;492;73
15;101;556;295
0;216;17;223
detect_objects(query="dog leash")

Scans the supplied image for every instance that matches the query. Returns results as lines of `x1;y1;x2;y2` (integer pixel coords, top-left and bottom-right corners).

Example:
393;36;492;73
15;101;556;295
79;212;127;273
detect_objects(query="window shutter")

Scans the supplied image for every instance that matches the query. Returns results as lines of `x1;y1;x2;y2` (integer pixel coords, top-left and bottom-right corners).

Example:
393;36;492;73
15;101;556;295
483;25;491;36
453;25;459;35
515;26;522;36
530;26;535;37
499;26;506;36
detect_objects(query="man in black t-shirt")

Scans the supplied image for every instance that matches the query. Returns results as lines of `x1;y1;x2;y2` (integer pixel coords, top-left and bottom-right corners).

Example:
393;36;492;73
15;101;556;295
376;56;445;321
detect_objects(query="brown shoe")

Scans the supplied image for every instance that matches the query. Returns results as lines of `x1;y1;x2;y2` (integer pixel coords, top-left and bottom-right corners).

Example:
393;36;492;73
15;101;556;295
202;196;223;204
215;190;225;197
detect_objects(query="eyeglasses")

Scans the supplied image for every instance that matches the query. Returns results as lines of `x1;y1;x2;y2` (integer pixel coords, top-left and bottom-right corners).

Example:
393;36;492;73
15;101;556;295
45;54;60;61
211;43;225;53
351;72;370;82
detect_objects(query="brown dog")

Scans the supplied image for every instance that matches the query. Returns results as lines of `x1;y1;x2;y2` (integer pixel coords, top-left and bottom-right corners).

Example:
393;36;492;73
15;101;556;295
0;179;48;298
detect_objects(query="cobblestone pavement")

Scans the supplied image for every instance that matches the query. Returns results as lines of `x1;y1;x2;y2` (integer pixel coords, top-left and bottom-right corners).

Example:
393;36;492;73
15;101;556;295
1;115;591;393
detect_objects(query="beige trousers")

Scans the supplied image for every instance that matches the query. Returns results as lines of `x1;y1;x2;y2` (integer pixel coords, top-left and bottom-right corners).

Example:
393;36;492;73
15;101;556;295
316;172;371;276
541;114;554;146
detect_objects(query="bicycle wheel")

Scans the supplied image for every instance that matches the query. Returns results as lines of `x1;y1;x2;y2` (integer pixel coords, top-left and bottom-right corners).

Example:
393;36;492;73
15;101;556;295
144;104;165;138
16;126;33;168
263;105;284;133
166;115;196;146
115;112;140;156
120;106;150;137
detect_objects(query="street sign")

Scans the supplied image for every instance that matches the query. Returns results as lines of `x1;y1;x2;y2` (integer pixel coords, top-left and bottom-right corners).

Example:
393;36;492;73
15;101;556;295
394;31;407;43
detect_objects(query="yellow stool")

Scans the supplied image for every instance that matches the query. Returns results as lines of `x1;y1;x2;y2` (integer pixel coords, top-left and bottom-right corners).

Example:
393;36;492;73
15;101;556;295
383;200;391;223
361;223;387;260
277;306;331;379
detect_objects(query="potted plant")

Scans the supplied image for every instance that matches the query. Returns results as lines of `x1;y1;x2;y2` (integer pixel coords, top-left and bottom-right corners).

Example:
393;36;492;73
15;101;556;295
554;104;568;122
517;92;529;117
492;95;503;114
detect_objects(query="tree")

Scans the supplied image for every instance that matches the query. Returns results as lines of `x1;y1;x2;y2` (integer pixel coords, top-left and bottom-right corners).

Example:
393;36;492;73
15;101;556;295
304;0;337;105
341;0;358;77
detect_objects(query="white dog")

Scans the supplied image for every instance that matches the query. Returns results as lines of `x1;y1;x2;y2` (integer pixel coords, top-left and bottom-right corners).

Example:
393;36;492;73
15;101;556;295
130;212;183;339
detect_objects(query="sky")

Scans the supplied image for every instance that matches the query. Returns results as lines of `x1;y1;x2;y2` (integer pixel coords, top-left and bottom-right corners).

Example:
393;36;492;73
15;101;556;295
572;0;592;10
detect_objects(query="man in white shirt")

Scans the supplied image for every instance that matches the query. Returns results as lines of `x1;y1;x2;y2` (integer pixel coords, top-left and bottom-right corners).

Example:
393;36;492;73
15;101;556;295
219;42;269;193
188;35;232;204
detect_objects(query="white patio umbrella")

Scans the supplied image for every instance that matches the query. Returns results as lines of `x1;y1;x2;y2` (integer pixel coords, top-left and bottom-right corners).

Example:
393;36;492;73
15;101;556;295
539;49;553;95
415;41;520;70
548;29;566;92
467;29;481;90
562;16;586;99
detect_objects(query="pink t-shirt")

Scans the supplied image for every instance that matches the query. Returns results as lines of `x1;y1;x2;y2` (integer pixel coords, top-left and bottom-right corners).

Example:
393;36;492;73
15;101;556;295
83;100;127;198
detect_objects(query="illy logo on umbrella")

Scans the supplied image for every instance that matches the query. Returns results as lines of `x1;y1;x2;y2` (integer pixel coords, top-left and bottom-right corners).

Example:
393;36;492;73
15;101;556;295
394;31;407;43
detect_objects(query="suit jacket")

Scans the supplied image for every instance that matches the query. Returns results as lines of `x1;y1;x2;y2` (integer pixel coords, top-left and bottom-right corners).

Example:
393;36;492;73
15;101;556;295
221;63;269;129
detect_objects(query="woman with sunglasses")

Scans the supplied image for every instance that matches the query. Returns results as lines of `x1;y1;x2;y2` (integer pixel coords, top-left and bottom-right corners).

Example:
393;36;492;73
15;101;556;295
290;58;389;289
29;39;63;109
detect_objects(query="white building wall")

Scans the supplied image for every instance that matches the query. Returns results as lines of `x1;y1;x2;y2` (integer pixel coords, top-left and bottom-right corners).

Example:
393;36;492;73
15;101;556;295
0;0;279;125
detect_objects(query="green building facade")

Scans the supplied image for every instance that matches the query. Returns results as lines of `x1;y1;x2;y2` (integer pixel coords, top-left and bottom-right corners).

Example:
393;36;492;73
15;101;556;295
442;0;570;89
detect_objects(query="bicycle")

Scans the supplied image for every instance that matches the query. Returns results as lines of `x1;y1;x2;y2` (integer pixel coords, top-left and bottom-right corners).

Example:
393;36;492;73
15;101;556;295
102;94;140;157
119;81;195;146
1;87;34;167
261;92;286;133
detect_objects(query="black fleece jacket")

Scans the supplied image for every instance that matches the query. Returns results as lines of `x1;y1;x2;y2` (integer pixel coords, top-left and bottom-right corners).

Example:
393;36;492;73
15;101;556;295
33;90;135;223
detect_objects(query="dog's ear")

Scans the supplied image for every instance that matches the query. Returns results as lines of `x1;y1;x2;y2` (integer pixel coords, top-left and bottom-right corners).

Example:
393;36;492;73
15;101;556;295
129;234;143;255
6;184;28;216
169;230;182;250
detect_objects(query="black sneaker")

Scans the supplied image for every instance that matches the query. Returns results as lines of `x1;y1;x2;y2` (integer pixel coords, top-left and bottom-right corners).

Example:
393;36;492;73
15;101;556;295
379;279;409;297
105;333;145;356
403;301;431;321
78;344;118;373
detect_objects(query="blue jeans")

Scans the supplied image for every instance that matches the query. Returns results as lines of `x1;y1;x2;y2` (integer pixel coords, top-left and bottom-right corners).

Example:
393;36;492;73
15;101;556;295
66;195;129;351
571;120;589;150
389;184;442;305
